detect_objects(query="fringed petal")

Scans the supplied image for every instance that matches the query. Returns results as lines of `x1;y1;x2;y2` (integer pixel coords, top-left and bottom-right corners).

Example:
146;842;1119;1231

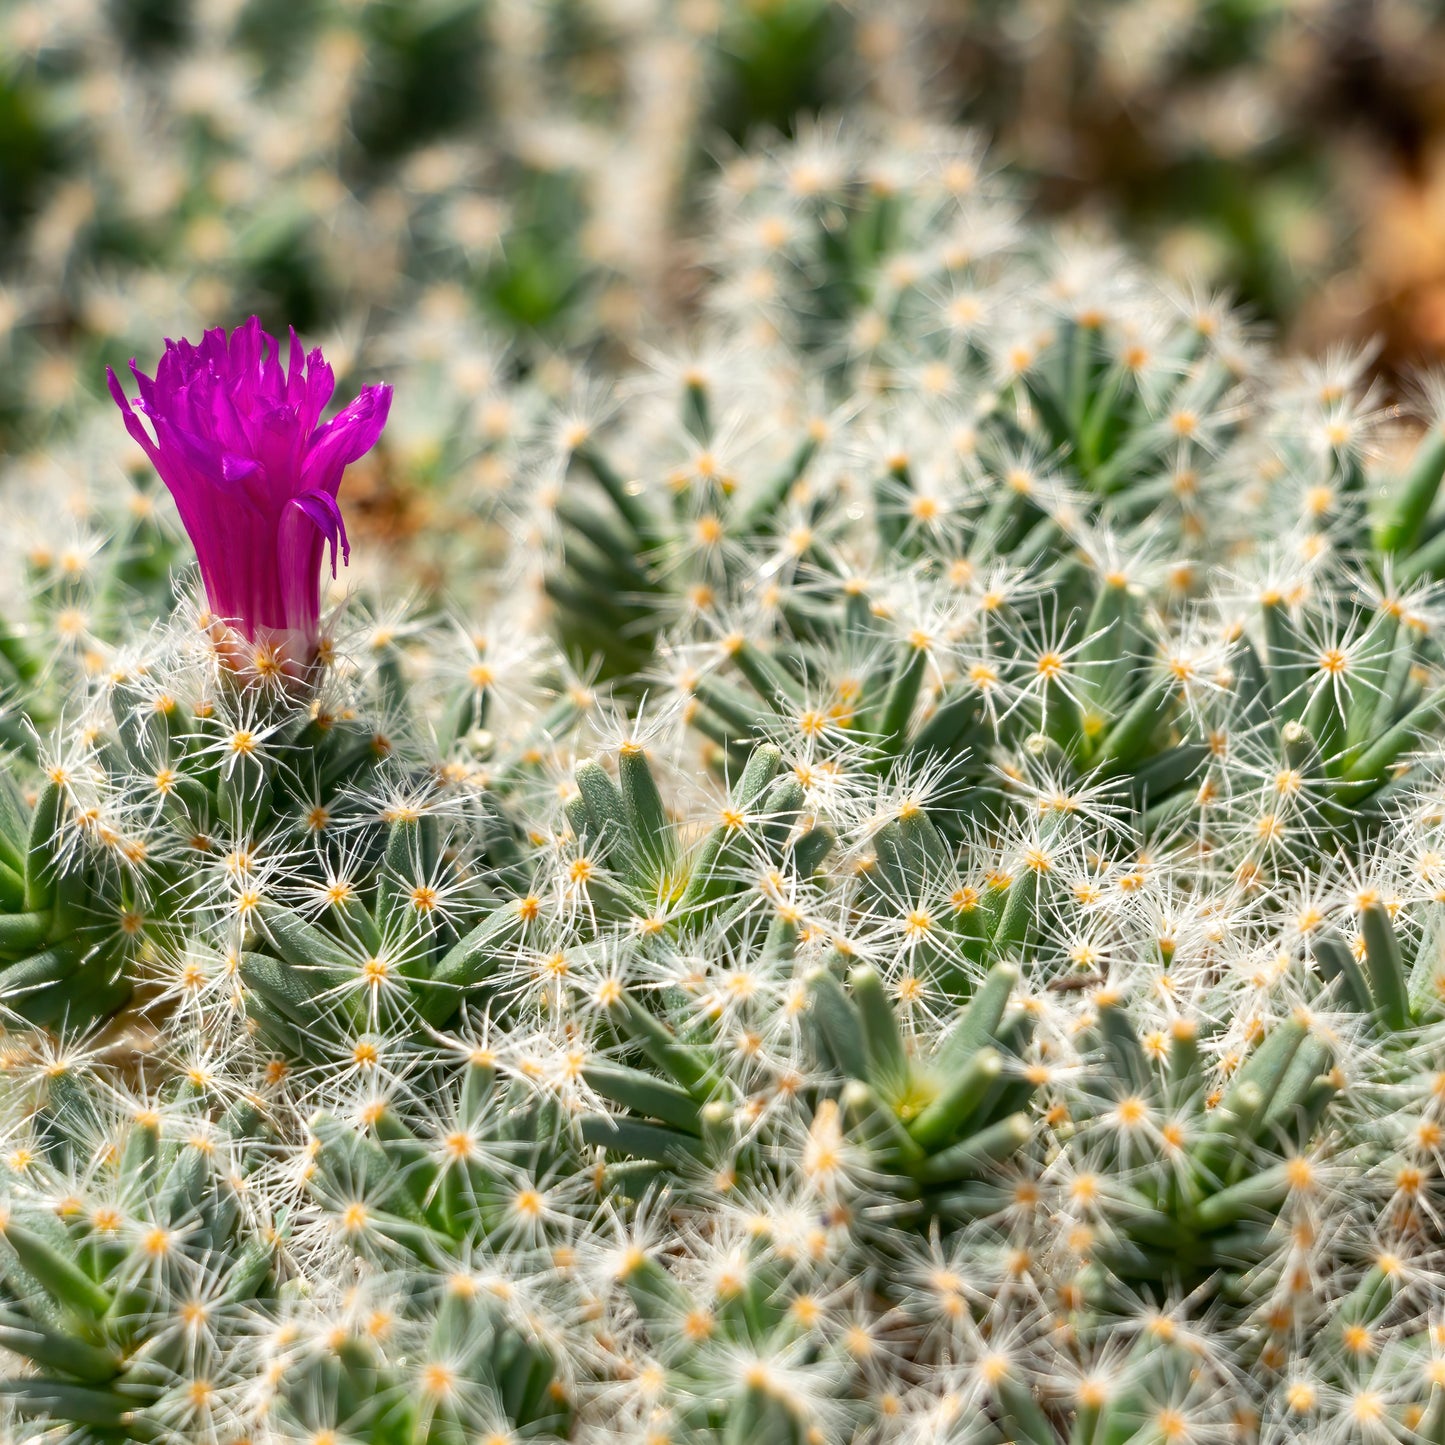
106;366;162;466
302;384;393;497
285;489;351;575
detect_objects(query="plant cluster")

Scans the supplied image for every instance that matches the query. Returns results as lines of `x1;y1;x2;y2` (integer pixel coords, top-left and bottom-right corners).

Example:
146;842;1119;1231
0;126;1444;1445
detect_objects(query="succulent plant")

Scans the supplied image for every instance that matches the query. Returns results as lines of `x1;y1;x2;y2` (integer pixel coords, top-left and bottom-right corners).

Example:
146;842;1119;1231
2;667;1444;1443
0;1053;280;1440
5;120;1445;1445
0;582;595;1036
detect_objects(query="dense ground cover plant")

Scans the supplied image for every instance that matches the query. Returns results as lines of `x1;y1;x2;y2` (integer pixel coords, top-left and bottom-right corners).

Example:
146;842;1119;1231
1;132;1444;1445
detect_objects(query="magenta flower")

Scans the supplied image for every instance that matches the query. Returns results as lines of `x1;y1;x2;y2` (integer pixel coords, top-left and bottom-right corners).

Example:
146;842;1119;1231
107;317;391;657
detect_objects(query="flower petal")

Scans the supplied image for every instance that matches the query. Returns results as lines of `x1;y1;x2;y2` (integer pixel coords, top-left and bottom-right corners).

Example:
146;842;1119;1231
106;365;162;467
285;489;351;575
302;384;392;497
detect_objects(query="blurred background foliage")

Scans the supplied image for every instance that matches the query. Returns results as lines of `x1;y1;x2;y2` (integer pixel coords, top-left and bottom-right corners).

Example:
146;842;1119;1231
6;0;1445;366
6;0;1445;581
927;0;1445;359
